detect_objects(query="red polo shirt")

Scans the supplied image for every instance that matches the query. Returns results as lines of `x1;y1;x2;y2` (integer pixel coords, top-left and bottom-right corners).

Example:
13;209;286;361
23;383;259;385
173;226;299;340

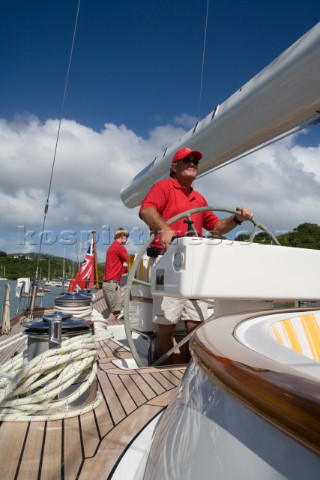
104;241;128;282
140;177;219;249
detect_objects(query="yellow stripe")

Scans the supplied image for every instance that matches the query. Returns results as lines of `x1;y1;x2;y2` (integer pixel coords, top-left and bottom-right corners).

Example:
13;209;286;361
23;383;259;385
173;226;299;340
301;314;320;361
271;324;283;345
272;314;320;361
281;319;303;354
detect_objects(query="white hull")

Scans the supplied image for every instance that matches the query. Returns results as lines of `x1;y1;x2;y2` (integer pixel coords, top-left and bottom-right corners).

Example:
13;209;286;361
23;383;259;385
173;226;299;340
143;360;320;480
115;376;304;480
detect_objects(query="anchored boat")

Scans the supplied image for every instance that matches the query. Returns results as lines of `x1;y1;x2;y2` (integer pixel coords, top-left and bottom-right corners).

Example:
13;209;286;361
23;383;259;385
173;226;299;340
0;21;320;479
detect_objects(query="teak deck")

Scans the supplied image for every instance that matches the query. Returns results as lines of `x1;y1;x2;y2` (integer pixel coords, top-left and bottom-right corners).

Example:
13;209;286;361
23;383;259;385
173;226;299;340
0;292;186;479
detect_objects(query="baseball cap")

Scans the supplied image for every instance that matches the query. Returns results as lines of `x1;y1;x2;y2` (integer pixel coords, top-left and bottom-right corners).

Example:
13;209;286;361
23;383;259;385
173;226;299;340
172;148;202;164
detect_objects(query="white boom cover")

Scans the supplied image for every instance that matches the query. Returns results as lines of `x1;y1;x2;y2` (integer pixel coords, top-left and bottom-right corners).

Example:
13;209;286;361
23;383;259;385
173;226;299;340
121;22;320;208
150;237;320;300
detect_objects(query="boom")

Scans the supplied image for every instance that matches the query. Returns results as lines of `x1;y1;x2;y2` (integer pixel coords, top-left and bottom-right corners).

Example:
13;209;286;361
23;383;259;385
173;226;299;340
120;22;320;208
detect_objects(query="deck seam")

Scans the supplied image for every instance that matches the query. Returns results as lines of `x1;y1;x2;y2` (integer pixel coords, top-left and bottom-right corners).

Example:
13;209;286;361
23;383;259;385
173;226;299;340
38;421;47;480
13;422;30;480
96;373;117;427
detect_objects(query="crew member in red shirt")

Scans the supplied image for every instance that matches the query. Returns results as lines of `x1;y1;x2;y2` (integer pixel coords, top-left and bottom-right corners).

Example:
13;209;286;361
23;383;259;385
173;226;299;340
139;147;253;362
103;227;129;322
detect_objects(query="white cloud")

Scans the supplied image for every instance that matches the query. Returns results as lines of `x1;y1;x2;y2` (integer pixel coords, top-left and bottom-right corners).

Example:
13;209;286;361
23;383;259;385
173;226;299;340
0;116;319;257
197;134;320;234
173;113;199;129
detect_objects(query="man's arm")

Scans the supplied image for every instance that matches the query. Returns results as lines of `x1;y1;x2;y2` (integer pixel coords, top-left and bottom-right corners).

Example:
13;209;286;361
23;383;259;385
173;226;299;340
212;207;253;235
140;207;175;251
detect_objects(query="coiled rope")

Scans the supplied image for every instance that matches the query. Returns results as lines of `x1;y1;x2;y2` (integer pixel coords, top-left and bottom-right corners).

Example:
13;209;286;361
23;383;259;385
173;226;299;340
54;304;93;319
52;305;114;340
0;332;101;421
91;309;114;341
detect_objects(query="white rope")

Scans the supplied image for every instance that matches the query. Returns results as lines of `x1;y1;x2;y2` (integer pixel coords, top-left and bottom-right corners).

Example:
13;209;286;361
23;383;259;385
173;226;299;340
0;332;102;421
0;332;27;352
54;305;93;319
53;306;113;339
91;309;114;340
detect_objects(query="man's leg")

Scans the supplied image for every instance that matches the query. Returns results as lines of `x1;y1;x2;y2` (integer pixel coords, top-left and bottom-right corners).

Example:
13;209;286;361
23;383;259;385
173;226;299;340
109;287;124;321
108;310;120;322
103;283;121;321
117;286;126;319
153;296;186;364
185;320;200;334
155;323;176;364
183;320;201;362
102;282;113;318
180;300;208;362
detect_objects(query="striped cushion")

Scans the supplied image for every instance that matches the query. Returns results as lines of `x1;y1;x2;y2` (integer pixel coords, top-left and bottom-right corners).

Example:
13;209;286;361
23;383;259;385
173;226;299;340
271;313;320;361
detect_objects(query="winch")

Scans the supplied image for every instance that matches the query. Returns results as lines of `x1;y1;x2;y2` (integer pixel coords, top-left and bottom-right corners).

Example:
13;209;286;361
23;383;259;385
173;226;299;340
54;291;93;319
22;312;97;409
22;311;91;360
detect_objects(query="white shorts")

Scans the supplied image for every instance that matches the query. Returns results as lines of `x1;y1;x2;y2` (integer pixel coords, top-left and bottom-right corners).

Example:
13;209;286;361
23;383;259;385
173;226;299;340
153;295;208;325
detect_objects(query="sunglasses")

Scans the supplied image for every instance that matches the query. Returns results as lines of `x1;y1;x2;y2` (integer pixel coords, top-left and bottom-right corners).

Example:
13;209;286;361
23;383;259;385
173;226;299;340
181;157;200;166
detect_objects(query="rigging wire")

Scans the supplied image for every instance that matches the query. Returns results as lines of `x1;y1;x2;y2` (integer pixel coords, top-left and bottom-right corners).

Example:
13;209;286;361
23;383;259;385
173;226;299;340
197;0;210;120
35;0;81;276
197;116;320;180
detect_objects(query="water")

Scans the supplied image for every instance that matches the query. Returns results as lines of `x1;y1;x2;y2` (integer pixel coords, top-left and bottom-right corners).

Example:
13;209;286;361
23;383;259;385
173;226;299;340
2;280;319;322
0;280;68;320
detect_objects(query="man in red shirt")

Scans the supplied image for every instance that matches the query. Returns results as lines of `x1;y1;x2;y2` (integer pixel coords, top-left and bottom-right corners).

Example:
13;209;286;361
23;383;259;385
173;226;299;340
103;228;129;322
139;147;253;362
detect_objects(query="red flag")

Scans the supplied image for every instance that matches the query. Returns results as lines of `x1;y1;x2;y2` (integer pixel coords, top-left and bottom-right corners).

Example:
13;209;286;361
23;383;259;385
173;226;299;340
68;239;95;291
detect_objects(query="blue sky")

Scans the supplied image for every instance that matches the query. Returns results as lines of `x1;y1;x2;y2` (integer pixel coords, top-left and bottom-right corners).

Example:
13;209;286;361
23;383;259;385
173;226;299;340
0;0;319;263
2;0;319;138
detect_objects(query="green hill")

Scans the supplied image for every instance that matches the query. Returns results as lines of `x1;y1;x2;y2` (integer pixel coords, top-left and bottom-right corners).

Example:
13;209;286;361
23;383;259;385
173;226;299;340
235;222;320;248
0;251;105;281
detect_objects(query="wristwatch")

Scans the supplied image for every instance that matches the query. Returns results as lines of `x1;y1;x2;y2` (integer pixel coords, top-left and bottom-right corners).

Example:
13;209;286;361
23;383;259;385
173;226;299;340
233;215;243;225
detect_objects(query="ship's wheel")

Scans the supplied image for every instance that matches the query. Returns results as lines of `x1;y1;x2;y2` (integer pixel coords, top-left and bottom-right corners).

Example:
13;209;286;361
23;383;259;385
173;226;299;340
123;207;279;367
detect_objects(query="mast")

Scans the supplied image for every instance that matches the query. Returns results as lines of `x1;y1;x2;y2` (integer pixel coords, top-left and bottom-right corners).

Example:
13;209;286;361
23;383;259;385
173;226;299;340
62;249;66;279
92;230;100;290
